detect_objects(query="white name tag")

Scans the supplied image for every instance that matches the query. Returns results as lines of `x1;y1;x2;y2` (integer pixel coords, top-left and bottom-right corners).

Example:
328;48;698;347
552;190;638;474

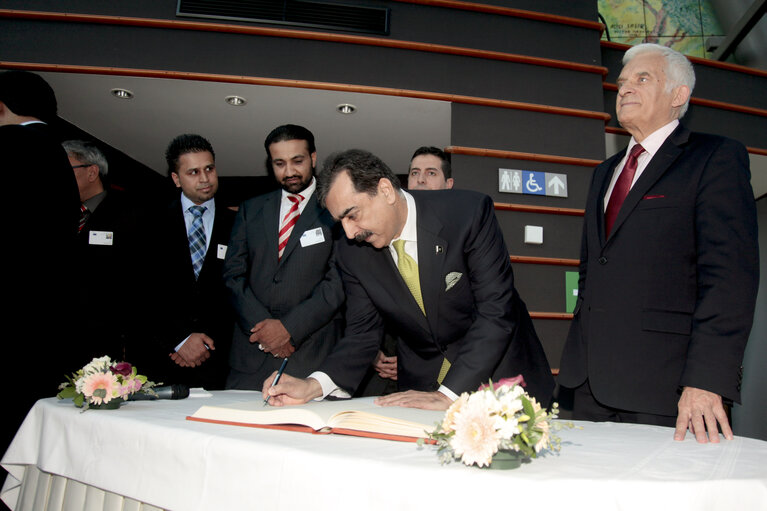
217;244;228;259
300;227;325;247
88;230;113;246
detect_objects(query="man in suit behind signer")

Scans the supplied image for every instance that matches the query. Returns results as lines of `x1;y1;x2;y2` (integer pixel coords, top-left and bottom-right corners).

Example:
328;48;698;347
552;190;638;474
224;124;344;390
263;149;554;410
558;43;759;443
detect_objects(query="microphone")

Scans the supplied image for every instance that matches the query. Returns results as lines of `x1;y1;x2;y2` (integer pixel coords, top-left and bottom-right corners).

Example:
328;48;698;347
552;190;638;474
128;384;190;401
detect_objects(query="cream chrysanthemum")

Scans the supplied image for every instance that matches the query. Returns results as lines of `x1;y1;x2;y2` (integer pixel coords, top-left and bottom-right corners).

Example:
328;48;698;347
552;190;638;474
82;372;118;405
450;398;501;467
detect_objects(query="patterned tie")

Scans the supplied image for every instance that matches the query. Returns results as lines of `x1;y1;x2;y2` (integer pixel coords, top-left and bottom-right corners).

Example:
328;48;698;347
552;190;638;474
605;143;645;237
188;205;207;280
393;240;451;383
278;194;304;260
78;204;90;233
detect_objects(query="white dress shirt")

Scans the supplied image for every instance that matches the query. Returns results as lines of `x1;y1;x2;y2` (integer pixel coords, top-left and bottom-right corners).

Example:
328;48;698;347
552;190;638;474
603;120;679;208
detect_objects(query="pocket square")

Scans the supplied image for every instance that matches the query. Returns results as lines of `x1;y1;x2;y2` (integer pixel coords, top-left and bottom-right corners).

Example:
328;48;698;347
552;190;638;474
643;194;665;200
445;272;462;291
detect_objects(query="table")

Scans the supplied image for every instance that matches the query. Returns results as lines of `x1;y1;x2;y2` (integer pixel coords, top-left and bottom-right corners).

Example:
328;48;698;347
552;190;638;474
2;391;766;511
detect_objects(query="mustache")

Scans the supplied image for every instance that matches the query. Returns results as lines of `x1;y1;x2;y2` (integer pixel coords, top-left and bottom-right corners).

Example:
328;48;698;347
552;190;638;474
354;230;373;243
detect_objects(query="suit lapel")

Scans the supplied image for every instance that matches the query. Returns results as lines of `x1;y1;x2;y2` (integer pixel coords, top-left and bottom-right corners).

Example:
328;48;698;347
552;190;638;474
280;194;321;264
607;126;688;242
262;191;281;266
593;153;623;248
415;198;447;337
170;199;196;281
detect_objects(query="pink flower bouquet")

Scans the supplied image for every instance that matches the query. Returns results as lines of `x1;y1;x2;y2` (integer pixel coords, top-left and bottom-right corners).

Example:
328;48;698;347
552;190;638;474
57;356;157;409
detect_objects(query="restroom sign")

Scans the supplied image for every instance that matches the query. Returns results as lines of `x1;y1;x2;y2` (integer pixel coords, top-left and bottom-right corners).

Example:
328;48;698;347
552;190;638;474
499;168;568;198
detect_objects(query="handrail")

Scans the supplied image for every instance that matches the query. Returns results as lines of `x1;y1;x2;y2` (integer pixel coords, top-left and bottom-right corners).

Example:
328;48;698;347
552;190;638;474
391;0;604;31
0;9;608;76
495;202;585;217
510;255;580;267
0;61;610;121
446;145;602;167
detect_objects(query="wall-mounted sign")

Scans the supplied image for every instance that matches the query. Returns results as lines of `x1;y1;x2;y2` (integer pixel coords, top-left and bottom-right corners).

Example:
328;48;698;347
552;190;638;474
499;168;568;198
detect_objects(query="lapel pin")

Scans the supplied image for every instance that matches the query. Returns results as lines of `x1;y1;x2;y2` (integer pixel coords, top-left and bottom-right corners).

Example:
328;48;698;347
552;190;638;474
435;245;443;254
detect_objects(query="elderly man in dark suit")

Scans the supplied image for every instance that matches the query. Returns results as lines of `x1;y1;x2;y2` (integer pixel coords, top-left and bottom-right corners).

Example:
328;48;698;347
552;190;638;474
224;124;344;390
263;149;554;410
558;43;758;443
133;134;235;390
64;139;139;362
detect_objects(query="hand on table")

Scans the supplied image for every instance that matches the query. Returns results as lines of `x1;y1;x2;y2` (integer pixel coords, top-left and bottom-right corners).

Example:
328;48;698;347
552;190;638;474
262;373;323;407
674;386;733;443
372;351;397;380
375;390;453;410
170;333;214;367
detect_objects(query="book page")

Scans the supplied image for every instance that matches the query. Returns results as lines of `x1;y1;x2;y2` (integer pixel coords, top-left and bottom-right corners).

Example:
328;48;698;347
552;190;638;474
189;394;442;438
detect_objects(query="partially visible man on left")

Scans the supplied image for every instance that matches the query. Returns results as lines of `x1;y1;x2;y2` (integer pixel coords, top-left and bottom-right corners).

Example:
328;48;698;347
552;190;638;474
0;70;81;458
131;134;235;390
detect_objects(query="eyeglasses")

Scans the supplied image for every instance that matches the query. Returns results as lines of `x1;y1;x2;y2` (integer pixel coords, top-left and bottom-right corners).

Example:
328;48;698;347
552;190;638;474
71;164;92;169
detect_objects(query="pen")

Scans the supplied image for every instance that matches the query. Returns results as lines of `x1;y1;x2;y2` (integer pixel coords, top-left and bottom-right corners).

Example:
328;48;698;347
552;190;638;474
263;357;288;406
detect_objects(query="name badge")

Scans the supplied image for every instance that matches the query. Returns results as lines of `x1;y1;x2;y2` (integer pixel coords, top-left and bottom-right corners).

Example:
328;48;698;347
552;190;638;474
300;227;325;247
88;230;113;246
217;244;228;259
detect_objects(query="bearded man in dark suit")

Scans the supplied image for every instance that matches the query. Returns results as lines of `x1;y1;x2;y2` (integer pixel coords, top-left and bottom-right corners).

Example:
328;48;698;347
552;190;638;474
263;149;554;410
558;44;758;443
224;124;344;390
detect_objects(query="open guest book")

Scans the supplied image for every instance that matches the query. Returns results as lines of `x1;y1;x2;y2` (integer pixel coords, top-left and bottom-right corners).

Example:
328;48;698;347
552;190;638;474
186;395;441;443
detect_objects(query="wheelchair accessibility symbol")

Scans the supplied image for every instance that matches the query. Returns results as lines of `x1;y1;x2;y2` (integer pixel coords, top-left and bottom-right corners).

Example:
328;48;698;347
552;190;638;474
522;171;546;195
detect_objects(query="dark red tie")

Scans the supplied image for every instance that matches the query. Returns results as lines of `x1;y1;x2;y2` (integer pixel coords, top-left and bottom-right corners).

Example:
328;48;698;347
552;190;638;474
605;144;645;237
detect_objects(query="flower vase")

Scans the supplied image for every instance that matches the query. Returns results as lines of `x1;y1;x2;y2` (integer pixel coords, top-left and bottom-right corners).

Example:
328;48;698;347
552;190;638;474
487;450;524;470
89;398;124;410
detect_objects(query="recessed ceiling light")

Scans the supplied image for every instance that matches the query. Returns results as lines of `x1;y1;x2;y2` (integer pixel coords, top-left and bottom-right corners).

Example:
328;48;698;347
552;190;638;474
110;88;134;99
225;95;247;106
337;103;357;114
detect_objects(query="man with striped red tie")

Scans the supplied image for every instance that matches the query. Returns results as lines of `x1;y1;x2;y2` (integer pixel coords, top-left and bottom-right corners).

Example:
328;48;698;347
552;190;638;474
224;125;344;390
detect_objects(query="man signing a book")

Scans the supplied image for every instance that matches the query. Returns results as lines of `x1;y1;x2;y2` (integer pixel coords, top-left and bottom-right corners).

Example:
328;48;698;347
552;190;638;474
263;149;554;410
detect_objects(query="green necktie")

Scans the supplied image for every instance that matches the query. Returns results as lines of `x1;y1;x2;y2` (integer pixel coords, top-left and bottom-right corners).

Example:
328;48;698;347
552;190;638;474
393;239;424;315
393;239;450;383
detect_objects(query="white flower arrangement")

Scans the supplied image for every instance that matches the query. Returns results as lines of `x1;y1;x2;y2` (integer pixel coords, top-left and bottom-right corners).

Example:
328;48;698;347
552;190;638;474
423;376;572;468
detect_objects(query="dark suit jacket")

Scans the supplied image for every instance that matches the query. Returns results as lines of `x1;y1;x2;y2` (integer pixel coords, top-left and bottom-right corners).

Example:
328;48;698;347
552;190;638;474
321;190;554;404
224;190;344;389
3;122;80;456
559;126;759;416
76;188;141;361
131;197;235;390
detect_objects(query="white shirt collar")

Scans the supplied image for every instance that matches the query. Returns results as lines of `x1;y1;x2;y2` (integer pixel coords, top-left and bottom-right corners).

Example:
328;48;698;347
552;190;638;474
628;119;679;158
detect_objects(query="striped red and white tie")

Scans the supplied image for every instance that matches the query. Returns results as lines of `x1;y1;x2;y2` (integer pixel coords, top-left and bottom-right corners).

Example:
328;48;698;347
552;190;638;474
278;194;304;260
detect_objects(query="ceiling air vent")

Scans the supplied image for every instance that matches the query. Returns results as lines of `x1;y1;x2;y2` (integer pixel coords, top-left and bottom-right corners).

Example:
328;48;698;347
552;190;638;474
177;0;390;35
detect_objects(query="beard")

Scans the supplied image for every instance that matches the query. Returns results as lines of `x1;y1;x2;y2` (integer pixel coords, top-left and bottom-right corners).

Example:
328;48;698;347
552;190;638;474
280;170;314;194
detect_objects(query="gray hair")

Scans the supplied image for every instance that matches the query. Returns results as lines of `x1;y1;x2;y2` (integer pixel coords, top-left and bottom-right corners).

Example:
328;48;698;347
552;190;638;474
62;140;108;177
623;43;696;117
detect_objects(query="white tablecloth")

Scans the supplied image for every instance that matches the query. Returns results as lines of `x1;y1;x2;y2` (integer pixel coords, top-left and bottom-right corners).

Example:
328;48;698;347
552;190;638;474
2;391;766;511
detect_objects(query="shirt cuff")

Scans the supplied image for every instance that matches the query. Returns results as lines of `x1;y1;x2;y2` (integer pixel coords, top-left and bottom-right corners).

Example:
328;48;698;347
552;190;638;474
437;385;458;402
308;371;351;400
174;335;191;352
